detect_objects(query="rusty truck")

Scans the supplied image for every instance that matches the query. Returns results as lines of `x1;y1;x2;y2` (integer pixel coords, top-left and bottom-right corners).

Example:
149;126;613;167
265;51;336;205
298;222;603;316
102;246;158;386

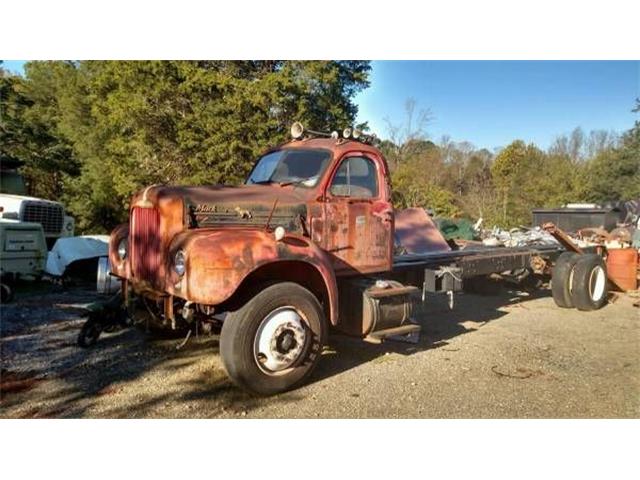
106;123;609;395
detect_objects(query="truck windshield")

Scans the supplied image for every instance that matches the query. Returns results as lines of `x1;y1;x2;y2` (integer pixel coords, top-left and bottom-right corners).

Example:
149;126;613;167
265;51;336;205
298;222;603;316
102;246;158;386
0;171;28;195
246;149;332;188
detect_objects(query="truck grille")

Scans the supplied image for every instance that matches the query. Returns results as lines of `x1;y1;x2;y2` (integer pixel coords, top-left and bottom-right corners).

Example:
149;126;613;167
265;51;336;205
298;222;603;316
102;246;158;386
130;207;161;283
22;202;64;235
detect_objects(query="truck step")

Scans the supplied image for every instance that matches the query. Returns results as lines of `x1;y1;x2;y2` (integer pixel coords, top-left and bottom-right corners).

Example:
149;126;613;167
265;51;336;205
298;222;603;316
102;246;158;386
364;323;421;344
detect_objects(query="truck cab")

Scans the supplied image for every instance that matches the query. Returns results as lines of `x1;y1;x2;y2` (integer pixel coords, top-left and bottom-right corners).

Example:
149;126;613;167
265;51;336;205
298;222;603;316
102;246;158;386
245;137;394;275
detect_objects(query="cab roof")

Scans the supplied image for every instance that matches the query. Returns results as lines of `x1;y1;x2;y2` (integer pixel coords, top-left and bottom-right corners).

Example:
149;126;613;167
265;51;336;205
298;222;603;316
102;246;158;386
279;137;384;158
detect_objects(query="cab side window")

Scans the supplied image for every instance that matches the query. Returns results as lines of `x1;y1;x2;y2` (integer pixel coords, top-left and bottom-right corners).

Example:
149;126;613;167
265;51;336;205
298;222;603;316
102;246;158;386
329;156;378;198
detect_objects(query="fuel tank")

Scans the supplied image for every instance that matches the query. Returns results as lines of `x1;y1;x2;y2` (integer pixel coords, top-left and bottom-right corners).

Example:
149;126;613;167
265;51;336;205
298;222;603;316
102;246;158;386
336;278;420;336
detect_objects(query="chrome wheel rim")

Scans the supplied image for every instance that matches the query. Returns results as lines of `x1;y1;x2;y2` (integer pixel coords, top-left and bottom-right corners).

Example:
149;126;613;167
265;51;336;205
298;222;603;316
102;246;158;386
589;266;606;302
253;307;307;375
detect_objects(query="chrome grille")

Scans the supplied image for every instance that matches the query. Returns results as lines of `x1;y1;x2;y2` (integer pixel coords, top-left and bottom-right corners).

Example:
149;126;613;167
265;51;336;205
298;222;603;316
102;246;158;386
130;207;161;282
22;202;64;235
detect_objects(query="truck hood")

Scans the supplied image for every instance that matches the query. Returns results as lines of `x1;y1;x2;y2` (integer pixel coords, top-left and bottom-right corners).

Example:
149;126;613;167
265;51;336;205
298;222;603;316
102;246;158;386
139;184;312;231
154;183;311;205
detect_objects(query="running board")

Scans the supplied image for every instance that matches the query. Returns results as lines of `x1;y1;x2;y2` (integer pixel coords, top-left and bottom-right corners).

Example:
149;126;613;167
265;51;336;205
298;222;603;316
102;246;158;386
364;324;421;344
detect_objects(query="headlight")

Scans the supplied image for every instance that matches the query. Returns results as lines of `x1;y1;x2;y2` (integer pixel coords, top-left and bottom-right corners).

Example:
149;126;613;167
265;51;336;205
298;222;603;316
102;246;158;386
118;239;128;260
174;250;186;276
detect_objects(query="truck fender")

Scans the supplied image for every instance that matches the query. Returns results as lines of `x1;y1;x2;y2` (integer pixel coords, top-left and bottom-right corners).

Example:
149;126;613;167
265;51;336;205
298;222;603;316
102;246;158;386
108;223;130;278
168;229;339;326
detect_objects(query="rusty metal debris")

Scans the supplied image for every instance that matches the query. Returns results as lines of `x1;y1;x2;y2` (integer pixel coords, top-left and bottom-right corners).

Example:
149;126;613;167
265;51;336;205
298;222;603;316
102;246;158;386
394;207;450;254
481;225;560;248
543;222;583;253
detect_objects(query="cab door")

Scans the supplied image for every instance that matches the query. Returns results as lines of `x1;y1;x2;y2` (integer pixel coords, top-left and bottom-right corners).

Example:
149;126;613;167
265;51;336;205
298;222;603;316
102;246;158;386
322;153;393;276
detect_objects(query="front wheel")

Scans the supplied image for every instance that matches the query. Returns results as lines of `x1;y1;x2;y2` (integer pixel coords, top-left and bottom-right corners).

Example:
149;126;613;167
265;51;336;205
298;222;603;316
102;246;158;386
220;282;327;396
78;320;102;348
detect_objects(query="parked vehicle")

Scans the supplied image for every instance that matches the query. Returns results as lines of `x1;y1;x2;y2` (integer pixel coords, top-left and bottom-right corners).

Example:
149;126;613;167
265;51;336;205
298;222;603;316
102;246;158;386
106;123;608;395
0;169;75;249
0;218;47;302
77;292;132;348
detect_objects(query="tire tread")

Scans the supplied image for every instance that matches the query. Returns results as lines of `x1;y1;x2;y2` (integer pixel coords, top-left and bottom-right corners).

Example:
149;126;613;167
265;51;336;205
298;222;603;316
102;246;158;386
220;282;326;395
551;252;580;308
570;254;608;311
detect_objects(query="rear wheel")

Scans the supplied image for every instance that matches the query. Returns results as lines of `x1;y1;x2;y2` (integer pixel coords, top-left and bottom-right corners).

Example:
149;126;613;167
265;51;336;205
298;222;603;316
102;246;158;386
570;254;608;311
220;282;326;396
551;252;580;308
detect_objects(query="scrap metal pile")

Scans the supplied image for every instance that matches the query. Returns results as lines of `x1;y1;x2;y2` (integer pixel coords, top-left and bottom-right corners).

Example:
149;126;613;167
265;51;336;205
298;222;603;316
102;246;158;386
470;199;640;251
476;223;638;250
479;225;560;248
424;199;640;297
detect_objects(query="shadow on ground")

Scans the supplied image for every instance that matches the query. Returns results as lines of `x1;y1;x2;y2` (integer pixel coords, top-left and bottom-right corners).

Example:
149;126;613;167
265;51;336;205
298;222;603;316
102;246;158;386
309;280;550;386
0;278;551;418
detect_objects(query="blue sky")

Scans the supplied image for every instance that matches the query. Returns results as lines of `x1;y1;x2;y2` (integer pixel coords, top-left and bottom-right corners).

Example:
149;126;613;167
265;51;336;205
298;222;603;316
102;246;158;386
2;60;25;74
4;60;638;150
356;61;639;150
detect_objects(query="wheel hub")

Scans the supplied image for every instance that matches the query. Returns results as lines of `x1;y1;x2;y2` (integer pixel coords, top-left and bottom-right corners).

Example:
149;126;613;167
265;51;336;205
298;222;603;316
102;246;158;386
276;330;297;353
589;265;606;301
254;307;307;374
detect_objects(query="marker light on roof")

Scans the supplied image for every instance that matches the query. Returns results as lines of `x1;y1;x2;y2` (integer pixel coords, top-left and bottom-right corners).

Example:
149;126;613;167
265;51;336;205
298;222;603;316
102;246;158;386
291;122;304;139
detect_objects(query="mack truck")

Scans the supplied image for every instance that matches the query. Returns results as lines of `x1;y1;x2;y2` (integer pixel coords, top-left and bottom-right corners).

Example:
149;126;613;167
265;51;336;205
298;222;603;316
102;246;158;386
107;123;609;395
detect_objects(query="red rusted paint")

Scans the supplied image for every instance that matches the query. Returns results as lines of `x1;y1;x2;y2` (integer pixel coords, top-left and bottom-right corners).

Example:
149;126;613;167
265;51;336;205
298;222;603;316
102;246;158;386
109;138;393;327
165;228;339;324
130;206;161;284
109;223;130;278
394;208;451;254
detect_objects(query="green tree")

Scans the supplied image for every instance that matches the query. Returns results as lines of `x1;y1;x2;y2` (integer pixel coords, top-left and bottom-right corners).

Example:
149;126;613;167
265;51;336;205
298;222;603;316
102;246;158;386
459;149;501;223
0;62;80;199
12;60;370;232
0;67;30;166
583;107;640;202
491;140;559;227
391;154;462;218
491;140;529;226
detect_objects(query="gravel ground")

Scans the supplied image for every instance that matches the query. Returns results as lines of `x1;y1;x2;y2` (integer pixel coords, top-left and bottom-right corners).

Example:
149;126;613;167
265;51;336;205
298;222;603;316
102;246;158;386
1;280;638;418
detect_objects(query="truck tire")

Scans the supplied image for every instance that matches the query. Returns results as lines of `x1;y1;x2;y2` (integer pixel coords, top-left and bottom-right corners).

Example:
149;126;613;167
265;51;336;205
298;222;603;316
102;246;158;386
0;283;14;303
220;282;327;396
551;252;580;308
78;320;102;348
570;254;608;311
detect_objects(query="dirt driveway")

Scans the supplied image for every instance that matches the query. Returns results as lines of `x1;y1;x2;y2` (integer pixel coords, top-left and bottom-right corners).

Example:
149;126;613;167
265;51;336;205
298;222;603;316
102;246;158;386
1;281;638;418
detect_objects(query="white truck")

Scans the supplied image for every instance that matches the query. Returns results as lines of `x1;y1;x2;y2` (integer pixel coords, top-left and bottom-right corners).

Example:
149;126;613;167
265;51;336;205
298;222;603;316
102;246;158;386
0;170;75;249
0;218;48;302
